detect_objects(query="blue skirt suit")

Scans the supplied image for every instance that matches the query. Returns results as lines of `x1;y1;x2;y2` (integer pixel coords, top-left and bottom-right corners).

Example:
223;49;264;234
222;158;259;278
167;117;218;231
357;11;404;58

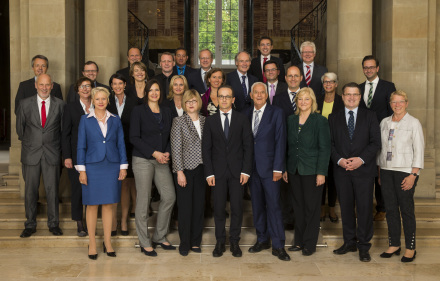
77;113;128;205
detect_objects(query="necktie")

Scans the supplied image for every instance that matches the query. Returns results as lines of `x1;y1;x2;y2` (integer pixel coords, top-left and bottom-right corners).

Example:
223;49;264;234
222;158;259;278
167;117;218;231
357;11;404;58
241;75;248;98
179;67;184;75
262;57;268;83
253;110;261;137
202;71;207;90
290;92;297;112
223;113;230;139
367;82;373;108
348;111;355;140
270;84;275;104
305;65;311;86
41;100;46;128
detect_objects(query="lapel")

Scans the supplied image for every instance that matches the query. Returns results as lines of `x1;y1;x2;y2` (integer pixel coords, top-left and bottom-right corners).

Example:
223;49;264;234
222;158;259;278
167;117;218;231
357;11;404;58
44;97;57;127
339;109;351;141
107;115;114;137
300;112;314;133
31;95;41;127
255;104;271;138
371;79;383;106
144;104;161;131
352;108;365;140
214;112;227;143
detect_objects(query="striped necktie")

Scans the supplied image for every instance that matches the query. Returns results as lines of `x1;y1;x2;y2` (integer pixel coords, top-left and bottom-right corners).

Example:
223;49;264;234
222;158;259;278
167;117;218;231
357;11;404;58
367;82;373;108
305;65;311;86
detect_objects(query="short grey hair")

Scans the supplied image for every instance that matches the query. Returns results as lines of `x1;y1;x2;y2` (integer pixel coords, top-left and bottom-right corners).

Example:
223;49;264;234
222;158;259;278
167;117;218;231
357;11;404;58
234;51;251;63
300;41;316;54
251;82;268;93
321;72;338;83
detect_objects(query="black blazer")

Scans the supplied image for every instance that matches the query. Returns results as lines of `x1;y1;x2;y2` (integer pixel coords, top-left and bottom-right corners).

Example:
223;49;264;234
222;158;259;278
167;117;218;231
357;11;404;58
187;68;208;96
272;89;295;121
130;104;172;160
15;78;63;114
124;84;144;104
161;98;180;120
226;71;258;112
297;63;328;97
61;100;86;165
172;65;195;78
317;93;345;115
266;81;288;105
153;73;175;98
66;82;109;104
249;56;286;83
328;107;381;178
117;66;155;84
359;79;396;123
202;109;253;179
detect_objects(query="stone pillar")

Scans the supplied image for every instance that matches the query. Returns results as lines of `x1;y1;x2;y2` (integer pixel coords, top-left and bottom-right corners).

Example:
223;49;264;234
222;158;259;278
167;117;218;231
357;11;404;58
436;0;440;198
326;0;338;73
337;0;372;87
119;0;128;69
85;0;120;83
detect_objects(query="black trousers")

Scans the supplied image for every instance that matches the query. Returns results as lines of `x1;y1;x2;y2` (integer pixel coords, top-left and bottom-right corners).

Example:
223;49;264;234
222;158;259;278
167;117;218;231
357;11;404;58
280;180;295;224
375;177;386;212
289;173;322;252
380;169;418;249
67;168;83;221
213;169;244;243
321;163;337;207
174;165;206;251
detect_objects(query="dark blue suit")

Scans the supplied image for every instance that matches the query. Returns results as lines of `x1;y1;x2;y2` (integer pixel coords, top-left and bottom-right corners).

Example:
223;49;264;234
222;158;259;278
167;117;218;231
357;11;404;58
246;104;286;249
226;71;258;112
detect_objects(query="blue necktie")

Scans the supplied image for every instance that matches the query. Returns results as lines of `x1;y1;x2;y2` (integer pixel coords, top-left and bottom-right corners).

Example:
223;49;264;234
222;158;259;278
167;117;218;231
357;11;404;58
241;76;248;98
223;113;230;139
290;92;297;112
348;111;355;140
179;67;184;75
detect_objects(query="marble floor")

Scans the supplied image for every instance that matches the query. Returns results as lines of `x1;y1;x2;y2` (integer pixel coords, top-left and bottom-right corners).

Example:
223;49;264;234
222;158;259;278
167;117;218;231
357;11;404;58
1;245;440;280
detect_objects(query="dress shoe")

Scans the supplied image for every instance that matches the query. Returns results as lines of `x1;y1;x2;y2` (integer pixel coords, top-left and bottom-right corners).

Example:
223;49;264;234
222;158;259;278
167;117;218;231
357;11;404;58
111;230;117;236
179;249;188;256
152;241;176;250
230;242;242;257
248;241;271;253
380;247;401;258
20;228;36;238
284;223;294;230
401;251;416;262
120;230;129;236
191;247;202;253
88;245;98;260
302;248;315;256
77;230;87;237
103;242;116;257
49;227;63;236
272;248;291;261
288;245;303;252
359;251;371;262
212;242;226;257
129;212;135;218
141;247;157;257
329;214;339;223
320;216;326;222
374;211;386;221
333;244;357;255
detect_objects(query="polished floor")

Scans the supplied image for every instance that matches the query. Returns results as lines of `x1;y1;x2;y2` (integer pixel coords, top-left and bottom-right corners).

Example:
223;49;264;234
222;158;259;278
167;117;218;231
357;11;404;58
1;245;440;280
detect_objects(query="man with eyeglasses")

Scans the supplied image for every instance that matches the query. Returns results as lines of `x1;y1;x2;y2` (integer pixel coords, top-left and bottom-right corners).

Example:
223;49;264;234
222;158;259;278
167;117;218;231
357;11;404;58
117;47;155;83
172;48;195;78
263;60;288;104
187;49;214;96
329;82;381;262
297;41;328;96
249;36;286;83
202;85;253;258
359;55;396;222
66;61;110;104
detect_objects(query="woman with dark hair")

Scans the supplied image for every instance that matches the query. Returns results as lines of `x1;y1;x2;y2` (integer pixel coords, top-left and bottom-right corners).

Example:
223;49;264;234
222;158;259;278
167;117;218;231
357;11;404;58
62;77;94;237
163;75;189;119
130;79;176;257
201;68;226;116
127;61;148;104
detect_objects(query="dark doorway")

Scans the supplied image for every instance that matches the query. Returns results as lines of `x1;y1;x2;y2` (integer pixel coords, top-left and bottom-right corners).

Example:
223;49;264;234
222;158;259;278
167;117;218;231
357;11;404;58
0;1;10;149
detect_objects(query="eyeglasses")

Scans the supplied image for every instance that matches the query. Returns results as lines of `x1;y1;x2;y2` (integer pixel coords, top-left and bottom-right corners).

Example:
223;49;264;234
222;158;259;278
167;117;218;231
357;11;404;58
83;70;97;73
79;85;91;89
323;81;336;85
218;95;233;100
343;93;361;97
363;66;377;70
265;68;278;72
185;100;198;105
301;51;314;55
390;100;406;105
286;75;301;79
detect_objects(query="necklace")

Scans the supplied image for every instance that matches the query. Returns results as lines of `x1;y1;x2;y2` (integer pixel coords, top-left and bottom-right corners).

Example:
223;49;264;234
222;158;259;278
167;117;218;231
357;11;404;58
96;112;106;121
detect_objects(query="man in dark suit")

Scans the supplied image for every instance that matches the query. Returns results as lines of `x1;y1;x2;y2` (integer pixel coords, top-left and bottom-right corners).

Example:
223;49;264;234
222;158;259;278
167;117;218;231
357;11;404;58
202;85;253;258
264;59;288;104
245;82;290;261
297;41;327;97
226;51;258;112
66;61;110;104
172;48;195;77
15;55;63;114
249;36;286;83
153;52;176;96
359;55;396;221
187;48;213;95
329;82;381;262
116;47;155;83
16;74;65;238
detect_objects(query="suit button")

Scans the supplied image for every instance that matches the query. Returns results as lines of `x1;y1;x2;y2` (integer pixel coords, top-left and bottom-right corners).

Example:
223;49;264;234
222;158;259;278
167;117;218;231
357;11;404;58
103;141;106;143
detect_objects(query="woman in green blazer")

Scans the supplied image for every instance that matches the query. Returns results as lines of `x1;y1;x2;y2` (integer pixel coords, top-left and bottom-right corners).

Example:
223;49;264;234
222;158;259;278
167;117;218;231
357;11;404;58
282;87;331;256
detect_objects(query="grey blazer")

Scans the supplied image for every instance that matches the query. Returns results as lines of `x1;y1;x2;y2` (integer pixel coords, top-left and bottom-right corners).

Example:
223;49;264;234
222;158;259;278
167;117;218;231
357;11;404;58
16;95;65;166
170;113;205;173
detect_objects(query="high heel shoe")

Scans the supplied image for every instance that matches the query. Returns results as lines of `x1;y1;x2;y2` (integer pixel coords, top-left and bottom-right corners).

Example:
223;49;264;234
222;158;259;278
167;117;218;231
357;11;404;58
380;247;401;258
103;242;116;257
401;250;416;262
88;245;98;260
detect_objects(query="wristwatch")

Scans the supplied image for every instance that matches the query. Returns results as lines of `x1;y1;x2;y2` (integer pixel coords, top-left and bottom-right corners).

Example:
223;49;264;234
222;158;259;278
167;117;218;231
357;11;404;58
410;173;418;177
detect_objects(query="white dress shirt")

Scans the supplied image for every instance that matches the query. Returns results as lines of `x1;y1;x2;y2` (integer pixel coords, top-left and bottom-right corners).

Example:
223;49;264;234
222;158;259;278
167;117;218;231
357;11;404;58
303;62;314;78
79;99;93;114
115;95;126;118
236;70;249;92
37;95;50;124
363;76;380;105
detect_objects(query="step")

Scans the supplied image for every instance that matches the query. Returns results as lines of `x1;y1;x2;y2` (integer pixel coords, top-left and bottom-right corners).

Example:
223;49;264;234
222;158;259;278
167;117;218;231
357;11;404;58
2;175;19;186
0;186;20;199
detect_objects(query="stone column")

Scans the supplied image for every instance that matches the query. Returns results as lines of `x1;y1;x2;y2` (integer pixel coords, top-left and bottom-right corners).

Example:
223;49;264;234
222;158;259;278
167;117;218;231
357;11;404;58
119;0;128;69
326;0;338;73
337;0;372;87
85;0;120;83
436;0;440;198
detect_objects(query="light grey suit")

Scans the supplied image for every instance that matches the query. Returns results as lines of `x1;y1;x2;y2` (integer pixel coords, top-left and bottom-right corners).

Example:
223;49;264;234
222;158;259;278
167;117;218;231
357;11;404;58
16;95;65;229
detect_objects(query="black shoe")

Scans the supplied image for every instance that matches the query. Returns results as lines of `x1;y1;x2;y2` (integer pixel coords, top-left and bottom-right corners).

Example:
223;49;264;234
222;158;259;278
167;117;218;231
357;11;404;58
88;245;98;260
179;249;189;256
380;247;401;258
248;241;271;253
333;244;357;255
121;230;129;236
141;247;157;257
129;212;135;218
20;228;36;238
212;242;226;257
152;241;176;250
284;223;294;230
329;214;339;223
288;245;303;252
359;251;371;262
191;247;202;253
49;227;63;236
230;242;242;257
302;248;314;256
320;216;326;222
111;230;117;236
103;242;116;257
401;251;416;263
272;248;291;261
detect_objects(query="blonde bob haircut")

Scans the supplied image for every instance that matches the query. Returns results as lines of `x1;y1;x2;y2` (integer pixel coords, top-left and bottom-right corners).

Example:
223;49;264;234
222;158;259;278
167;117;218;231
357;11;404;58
294;87;319;115
182;89;202;112
167;75;189;100
91;87;111;105
390;89;408;103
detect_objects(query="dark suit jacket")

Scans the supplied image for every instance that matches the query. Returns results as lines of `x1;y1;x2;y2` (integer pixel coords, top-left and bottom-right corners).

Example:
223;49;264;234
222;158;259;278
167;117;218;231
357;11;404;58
16;95;65;165
153;73;175;98
117;66;155;84
161;98;180;120
317;93;345;115
202;109;253;179
249;56;286;83
359;79;396;122
187;68;208;95
172;65;195;78
245;104;286;178
61;100;86;165
130;104;172;160
266;81;288;105
15;78;63;114
328;107;381;178
66;81;109;104
272;89;295;121
226;71;258;112
297;63;328;97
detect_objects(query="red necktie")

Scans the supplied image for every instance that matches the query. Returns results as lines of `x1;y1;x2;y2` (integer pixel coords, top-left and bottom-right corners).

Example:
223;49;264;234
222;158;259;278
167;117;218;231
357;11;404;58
305;65;311;86
262;57;268;83
41;100;46;128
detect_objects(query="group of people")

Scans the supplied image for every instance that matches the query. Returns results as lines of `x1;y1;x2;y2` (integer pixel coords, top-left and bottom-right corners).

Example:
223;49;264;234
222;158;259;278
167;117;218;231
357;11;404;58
15;37;424;263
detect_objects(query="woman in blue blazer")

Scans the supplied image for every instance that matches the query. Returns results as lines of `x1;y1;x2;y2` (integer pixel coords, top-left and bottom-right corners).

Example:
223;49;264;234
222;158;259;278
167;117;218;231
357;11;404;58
77;87;128;260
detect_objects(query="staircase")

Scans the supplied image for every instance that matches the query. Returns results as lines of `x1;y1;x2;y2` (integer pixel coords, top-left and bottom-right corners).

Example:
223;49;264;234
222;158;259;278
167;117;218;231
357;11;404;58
127;9;152;70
